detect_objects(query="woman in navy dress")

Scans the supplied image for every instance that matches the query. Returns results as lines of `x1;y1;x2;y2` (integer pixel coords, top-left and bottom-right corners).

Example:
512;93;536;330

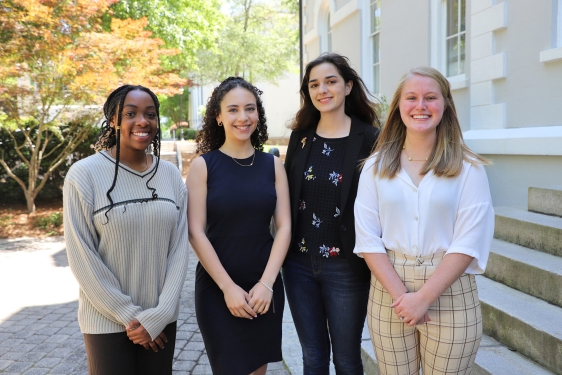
186;77;291;375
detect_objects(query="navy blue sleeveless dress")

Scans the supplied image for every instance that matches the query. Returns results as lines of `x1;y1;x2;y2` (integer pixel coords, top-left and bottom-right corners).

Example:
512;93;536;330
195;150;284;375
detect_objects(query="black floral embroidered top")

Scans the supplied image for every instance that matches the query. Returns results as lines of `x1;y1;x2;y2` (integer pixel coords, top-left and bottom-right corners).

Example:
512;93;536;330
294;134;347;258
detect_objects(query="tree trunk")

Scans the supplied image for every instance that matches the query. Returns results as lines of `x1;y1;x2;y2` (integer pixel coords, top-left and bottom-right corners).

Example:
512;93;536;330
25;191;36;214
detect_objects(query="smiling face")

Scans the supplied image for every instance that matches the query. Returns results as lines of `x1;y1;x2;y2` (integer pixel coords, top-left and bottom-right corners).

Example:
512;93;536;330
399;74;445;137
111;89;158;153
307;62;352;115
216;87;259;143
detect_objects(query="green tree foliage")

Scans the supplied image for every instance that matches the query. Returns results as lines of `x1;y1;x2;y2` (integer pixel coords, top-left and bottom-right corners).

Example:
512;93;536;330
193;0;299;85
0;0;184;213
109;0;225;71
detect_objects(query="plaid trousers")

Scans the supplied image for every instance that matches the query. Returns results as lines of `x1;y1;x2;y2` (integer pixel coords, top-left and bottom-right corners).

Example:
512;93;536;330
367;250;482;375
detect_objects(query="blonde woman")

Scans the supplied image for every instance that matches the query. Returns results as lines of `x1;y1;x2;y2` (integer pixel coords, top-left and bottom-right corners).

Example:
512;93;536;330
354;67;494;375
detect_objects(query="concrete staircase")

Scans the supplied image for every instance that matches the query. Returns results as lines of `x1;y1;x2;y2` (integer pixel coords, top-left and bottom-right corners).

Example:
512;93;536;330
361;186;562;375
477;185;562;375
159;140;180;169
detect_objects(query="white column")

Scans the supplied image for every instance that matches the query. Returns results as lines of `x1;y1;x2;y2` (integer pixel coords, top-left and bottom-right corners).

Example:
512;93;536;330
469;1;507;130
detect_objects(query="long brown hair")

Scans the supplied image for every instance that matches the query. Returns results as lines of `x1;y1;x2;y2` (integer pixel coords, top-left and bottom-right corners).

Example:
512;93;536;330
291;53;380;131
371;66;489;179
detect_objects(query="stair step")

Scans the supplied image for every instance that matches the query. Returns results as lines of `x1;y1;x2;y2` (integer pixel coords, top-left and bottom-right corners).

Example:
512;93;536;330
160;152;178;167
160;140;176;153
494;206;562;257
486;239;562;307
529;185;562;217
477;275;562;374
473;335;554;375
360;333;554;375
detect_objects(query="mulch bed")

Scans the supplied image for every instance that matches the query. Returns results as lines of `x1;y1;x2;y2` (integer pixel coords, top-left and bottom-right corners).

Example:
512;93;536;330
0;200;64;239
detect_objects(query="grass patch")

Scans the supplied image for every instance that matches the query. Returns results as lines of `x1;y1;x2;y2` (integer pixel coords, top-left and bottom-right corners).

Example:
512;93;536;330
34;212;63;230
0;214;13;226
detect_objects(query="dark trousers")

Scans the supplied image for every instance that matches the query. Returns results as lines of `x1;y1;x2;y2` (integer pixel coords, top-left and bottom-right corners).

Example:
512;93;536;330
283;253;370;375
83;321;177;375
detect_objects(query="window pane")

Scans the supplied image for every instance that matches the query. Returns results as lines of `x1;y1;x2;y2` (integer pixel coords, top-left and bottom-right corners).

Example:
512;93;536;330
372;33;380;64
459;33;465;74
447;0;459;37
371;0;381;34
460;0;466;32
446;36;459;77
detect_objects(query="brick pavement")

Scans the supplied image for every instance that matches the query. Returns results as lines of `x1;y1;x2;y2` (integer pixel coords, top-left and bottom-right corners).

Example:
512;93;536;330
0;237;290;374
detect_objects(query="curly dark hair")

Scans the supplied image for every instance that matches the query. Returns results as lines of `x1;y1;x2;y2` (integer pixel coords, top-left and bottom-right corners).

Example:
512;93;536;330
196;77;268;154
291;53;381;131
93;84;162;221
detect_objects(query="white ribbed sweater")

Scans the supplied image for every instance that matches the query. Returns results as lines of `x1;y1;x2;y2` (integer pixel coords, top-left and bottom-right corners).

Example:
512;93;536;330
63;152;189;340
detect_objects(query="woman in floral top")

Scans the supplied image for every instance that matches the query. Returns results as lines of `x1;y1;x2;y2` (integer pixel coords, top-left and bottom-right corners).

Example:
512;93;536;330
283;53;380;374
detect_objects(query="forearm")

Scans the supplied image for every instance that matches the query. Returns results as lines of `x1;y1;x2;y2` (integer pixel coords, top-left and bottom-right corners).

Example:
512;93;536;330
259;225;291;287
417;253;473;304
363;253;407;300
189;231;236;291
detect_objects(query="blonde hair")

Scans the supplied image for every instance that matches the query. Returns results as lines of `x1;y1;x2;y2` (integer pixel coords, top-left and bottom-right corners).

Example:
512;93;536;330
371;66;489;179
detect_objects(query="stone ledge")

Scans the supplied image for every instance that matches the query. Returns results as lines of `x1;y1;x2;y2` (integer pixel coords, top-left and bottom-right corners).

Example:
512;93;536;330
463;126;562;156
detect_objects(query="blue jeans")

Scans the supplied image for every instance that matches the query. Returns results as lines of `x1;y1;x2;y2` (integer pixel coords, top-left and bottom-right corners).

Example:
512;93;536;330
283;252;370;375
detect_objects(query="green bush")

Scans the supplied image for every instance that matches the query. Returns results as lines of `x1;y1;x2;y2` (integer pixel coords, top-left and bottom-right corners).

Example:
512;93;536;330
0;123;99;204
35;212;63;230
175;128;197;140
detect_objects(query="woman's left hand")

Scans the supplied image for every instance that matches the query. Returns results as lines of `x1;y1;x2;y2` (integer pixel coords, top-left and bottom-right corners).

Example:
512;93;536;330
248;282;273;315
391;292;432;326
126;318;166;351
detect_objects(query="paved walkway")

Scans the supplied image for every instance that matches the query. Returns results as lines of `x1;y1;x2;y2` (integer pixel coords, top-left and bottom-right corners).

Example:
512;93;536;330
0;237;291;374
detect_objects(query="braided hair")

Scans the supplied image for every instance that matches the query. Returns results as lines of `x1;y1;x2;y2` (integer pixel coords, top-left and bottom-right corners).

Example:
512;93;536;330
196;77;268;154
94;85;162;221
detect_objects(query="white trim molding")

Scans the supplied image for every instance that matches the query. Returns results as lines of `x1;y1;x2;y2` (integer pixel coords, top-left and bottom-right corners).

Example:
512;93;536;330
464;126;562;156
540;47;562;62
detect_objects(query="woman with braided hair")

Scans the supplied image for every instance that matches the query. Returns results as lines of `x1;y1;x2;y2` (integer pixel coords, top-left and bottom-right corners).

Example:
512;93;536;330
63;85;189;375
187;77;291;374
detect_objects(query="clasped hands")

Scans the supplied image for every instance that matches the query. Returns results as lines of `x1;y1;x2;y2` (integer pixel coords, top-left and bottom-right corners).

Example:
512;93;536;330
392;291;432;327
126;318;167;352
223;282;273;319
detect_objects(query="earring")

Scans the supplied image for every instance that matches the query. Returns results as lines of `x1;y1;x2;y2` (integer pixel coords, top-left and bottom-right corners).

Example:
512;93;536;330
218;122;223;127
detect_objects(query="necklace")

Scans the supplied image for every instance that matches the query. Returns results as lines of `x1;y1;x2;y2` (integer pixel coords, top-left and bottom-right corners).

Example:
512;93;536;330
402;146;429;162
110;147;150;172
222;148;256;167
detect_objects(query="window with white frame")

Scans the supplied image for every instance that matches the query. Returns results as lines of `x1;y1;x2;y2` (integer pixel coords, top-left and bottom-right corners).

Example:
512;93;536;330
370;0;381;94
445;0;466;77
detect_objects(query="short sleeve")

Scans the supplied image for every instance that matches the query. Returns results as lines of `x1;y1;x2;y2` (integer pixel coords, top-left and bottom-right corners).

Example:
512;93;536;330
446;163;495;273
353;157;387;257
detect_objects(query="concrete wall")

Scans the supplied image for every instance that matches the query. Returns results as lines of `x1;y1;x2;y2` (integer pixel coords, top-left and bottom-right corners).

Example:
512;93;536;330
188;73;300;140
378;0;431;99
331;11;361;67
259;73;301;139
493;0;562;129
483;155;562;208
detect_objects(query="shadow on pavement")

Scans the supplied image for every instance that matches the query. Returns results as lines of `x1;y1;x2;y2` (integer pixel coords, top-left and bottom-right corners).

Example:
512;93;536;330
52;248;69;268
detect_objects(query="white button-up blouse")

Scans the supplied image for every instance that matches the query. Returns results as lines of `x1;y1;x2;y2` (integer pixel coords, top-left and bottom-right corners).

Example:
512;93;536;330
353;155;494;274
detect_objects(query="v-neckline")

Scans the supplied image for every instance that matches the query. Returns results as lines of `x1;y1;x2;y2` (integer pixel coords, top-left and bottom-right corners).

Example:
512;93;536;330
398;166;433;188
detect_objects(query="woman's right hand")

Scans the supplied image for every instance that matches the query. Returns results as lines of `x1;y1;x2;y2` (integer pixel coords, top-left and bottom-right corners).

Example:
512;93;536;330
222;284;257;319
